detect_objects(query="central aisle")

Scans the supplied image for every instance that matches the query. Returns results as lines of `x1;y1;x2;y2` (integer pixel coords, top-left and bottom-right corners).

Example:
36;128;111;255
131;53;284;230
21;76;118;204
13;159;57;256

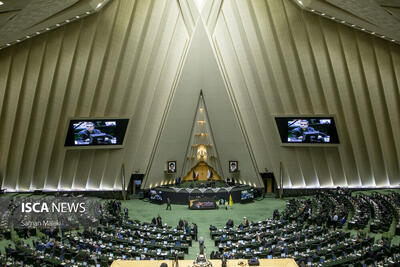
121;197;286;259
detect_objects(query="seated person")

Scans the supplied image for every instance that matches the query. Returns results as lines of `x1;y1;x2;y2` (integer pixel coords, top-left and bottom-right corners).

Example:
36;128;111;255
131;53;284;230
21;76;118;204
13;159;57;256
210;251;215;259
291;120;315;140
5;244;14;256
291;120;324;142
178;219;184;229
77;122;111;145
243;217;249;227
226;219;234;228
273;209;280;220
157;214;162;227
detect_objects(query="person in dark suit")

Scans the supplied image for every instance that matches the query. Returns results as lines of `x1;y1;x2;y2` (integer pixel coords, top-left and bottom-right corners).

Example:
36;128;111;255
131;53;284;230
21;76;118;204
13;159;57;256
193;223;198;241
243;217;249;227
77;122;110;145
199;237;205;255
226;219;234;228
178;219;184;229
5;244;14;256
156;214;162;227
291;120;316;141
166;197;172;210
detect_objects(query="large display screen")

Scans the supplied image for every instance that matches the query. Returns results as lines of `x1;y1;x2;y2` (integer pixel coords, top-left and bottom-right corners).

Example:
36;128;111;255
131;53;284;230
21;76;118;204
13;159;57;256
149;190;163;203
241;189;254;200
65;119;129;147
275;116;339;145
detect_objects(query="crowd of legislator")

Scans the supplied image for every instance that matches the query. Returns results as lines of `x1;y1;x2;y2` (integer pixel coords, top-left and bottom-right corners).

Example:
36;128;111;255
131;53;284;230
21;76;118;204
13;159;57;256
0;200;197;266
209;189;400;266
1;189;400;266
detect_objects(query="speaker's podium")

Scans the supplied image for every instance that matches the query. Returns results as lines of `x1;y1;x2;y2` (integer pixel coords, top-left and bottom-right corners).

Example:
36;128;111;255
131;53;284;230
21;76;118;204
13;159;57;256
111;259;298;267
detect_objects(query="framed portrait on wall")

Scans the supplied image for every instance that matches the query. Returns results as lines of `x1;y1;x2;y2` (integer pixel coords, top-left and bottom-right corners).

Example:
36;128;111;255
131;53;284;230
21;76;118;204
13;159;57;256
229;161;238;173
167;161;176;173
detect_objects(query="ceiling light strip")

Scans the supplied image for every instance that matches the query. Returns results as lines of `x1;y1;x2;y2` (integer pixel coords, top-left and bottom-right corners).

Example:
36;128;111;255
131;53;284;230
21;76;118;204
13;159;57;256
0;0;111;50
293;0;399;45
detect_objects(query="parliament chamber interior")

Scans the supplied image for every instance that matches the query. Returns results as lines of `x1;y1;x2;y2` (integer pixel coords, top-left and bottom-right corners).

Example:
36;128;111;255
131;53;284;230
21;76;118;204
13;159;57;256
0;0;400;266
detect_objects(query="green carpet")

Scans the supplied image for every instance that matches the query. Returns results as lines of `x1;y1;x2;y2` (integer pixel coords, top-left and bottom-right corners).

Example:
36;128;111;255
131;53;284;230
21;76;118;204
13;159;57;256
3;190;400;260
121;197;287;258
0;195;287;259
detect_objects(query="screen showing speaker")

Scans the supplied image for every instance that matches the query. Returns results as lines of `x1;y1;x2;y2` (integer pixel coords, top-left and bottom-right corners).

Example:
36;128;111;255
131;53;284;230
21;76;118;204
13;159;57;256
275;116;339;145
241;189;254;200
65;119;129;147
149;190;163;202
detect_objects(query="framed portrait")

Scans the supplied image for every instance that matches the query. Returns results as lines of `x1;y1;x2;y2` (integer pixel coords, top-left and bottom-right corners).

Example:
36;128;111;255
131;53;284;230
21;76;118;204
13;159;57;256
229;161;238;173
167;161;176;173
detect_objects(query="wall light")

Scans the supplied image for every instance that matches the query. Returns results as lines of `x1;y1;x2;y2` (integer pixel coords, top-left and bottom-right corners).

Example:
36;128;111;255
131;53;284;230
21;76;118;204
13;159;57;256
305;4;399;45
0;0;122;51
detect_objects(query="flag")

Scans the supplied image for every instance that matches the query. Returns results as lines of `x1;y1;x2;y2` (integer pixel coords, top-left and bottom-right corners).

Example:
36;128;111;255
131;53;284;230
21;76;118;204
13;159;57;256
195;171;199;180
207;169;211;179
229;194;233;206
192;169;196;179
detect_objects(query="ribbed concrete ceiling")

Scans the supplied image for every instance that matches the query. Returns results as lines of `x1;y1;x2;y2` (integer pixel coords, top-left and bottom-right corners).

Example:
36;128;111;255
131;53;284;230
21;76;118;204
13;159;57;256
294;0;400;43
0;0;112;49
0;0;400;191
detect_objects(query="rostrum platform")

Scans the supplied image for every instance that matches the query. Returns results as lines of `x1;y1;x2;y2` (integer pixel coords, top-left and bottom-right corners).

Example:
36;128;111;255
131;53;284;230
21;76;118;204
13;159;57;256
111;259;298;267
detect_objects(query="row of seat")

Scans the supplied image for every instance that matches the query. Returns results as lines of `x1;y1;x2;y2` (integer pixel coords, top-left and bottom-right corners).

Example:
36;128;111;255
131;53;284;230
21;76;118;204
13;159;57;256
210;189;400;266
1;199;195;266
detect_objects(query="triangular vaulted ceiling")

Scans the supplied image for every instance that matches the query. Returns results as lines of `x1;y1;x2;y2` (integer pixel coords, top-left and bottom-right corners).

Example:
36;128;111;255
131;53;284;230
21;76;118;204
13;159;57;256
143;17;262;188
1;0;400;191
181;92;223;178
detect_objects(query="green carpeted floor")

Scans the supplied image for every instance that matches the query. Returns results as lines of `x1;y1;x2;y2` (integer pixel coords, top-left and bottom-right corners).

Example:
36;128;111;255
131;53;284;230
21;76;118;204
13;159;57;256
121;197;287;258
3;190;400;260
